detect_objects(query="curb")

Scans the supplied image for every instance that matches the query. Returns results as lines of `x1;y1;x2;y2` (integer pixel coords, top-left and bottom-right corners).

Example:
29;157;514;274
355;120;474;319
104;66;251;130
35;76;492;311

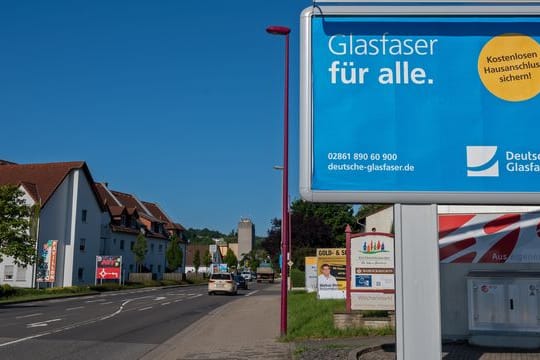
349;345;384;360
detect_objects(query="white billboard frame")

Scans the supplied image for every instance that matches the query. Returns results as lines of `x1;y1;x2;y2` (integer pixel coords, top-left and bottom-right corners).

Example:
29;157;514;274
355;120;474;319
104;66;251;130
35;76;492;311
299;3;540;204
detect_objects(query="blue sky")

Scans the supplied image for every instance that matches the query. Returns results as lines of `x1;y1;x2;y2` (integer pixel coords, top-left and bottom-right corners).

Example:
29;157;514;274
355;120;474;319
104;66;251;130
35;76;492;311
0;1;311;236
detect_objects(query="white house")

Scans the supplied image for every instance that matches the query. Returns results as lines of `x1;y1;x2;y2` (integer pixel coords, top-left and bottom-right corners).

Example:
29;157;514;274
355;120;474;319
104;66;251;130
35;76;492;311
0;161;106;287
95;183;186;280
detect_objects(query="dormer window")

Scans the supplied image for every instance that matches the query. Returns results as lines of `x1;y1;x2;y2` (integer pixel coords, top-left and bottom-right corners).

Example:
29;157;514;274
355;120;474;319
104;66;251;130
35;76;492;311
121;215;127;227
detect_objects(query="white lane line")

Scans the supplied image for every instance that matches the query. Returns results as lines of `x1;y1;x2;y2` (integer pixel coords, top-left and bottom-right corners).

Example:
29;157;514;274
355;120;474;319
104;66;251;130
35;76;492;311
245;290;259;297
100;302;113;305
0;332;52;347
154;296;166;301
27;318;62;328
66;306;85;311
85;299;105;303
161;302;170;306
15;313;43;319
174;299;183;303
0;295;153;348
138;307;152;311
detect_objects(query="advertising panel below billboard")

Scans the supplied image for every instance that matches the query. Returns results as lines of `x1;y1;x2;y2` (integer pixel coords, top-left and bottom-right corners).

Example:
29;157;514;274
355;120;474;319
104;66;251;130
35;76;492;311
305;256;318;293
317;248;346;299
349;233;395;310
439;212;540;263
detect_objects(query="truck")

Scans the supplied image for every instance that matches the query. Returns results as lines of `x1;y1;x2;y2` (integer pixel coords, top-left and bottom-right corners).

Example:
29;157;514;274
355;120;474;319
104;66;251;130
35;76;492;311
256;262;275;283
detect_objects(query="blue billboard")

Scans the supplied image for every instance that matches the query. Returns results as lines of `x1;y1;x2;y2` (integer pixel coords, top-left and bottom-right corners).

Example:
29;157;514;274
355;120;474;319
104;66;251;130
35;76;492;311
301;11;540;203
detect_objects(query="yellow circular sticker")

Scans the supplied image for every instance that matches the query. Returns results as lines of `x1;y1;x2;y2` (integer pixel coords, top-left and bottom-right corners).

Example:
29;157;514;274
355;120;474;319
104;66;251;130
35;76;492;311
478;34;540;102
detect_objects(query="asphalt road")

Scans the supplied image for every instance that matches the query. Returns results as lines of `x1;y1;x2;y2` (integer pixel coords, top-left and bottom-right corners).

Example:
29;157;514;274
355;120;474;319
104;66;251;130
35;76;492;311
0;281;267;360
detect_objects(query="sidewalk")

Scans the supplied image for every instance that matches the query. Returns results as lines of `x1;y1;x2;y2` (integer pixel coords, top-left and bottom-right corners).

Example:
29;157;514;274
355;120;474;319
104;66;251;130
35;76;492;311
141;283;292;360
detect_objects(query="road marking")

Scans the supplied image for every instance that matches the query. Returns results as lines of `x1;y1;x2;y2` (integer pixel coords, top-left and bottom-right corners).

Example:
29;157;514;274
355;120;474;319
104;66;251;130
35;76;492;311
66;306;85;311
85;299;105;303
138;307;152;311
0;332;52;347
27;318;62;328
100;302;113;305
154;296;166;301
245;290;259;297
15;313;42;319
100;296;150;321
161;302;170;306
0;295;153;347
174;299;183;303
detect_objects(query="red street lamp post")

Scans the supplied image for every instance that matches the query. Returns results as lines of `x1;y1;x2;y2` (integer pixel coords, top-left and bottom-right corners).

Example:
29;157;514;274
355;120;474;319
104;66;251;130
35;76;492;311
266;24;291;337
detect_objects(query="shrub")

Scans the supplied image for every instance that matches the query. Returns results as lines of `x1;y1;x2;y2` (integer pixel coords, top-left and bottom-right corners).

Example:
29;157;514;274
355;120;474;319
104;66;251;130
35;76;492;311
0;284;16;298
89;283;123;292
290;268;305;288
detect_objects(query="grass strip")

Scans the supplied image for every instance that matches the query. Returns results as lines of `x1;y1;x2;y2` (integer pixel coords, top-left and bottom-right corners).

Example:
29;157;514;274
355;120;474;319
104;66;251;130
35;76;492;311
284;291;394;341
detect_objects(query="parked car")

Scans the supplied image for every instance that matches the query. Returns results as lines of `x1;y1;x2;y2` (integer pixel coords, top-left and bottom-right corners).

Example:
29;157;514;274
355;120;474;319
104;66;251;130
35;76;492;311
241;271;253;282
208;272;237;295
234;274;248;290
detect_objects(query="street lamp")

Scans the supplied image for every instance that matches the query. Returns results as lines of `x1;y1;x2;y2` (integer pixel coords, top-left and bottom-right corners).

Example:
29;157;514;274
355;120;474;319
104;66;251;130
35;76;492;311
273;165;292;292
267;24;290;337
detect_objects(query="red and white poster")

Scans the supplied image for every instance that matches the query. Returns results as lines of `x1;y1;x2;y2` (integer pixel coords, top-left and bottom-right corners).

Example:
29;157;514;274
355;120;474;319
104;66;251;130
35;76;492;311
439;212;540;263
96;256;122;280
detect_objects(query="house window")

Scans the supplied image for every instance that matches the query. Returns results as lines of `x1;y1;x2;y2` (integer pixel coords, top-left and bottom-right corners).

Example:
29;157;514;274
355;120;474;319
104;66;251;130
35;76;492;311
159;244;163;252
4;265;14;280
80;238;86;252
78;268;84;281
158;265;161;273
16;266;26;281
150;264;154;271
81;209;88;223
130;241;134;250
151;244;155;253
120;240;124;250
129;264;134;272
121;215;127;226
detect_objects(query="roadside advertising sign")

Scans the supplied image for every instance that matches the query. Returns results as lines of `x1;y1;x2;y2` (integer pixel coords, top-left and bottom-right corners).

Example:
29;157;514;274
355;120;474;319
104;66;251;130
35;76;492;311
305;256;318;293
37;240;58;283
300;8;540;204
349;233;395;310
96;255;122;280
440;212;540;263
316;248;346;299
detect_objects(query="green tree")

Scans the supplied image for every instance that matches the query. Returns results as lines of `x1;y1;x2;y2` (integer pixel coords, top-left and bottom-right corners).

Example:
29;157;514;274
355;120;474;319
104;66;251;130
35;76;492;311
166;235;183;272
193;248;201;274
203;249;212;269
290;199;357;247
132;232;148;272
0;185;36;265
223;248;238;270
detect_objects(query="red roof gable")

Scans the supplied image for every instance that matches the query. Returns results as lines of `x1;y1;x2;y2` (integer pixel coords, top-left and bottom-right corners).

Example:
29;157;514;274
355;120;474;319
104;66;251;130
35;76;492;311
0;161;103;209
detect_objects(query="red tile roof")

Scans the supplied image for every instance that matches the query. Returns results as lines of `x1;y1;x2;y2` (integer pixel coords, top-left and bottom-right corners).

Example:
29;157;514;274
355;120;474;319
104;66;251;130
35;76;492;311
95;183;121;207
143;201;186;232
0;161;103;209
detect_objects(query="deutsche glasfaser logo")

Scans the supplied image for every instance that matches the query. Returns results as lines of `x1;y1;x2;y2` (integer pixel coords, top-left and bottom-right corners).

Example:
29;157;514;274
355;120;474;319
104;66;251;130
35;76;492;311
466;146;499;177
